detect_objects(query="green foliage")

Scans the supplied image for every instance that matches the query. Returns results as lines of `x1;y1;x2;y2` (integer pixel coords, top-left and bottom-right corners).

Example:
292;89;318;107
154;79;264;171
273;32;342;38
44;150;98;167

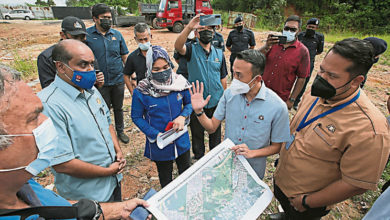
35;0;55;6
11;53;37;80
289;0;390;34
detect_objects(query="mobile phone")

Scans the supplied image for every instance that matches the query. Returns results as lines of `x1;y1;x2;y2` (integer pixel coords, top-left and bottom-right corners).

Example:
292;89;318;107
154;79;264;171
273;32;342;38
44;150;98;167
273;35;287;44
200;14;221;26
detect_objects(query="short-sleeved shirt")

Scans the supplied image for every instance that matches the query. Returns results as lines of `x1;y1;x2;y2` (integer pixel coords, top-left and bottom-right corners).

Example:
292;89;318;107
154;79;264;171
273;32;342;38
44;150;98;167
212;31;225;52
213;82;290;178
275;89;390;198
38;76;122;202
263;40;310;101
226;28;256;54
86;26;128;86
123;48;146;83
184;43;228;80
298;31;324;65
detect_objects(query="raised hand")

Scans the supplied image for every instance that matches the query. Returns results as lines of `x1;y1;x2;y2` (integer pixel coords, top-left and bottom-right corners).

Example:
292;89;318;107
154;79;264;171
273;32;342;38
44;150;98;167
188;80;210;114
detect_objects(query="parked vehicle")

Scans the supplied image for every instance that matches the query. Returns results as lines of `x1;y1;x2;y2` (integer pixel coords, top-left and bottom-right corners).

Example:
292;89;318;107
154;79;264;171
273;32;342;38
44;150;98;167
3;10;35;20
140;0;213;33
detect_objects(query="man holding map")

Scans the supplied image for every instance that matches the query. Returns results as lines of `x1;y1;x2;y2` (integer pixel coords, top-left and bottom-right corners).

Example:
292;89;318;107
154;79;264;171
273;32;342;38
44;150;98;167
189;49;290;179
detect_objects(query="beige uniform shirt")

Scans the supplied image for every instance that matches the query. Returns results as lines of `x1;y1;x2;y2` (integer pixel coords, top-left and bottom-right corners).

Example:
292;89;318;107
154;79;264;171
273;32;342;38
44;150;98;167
275;89;390;198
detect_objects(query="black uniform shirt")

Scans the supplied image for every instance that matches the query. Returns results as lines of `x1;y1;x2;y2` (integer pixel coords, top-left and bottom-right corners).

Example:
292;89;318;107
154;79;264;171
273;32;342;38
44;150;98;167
226;28;256;54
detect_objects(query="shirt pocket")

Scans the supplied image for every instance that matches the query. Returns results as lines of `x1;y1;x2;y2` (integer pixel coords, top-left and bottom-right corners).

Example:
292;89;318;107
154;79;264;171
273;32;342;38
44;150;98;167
247;117;272;141
108;38;120;56
299;123;340;162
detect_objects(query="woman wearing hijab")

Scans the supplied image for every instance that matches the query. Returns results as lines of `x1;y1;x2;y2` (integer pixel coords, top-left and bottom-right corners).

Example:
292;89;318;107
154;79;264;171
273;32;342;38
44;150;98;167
131;45;192;188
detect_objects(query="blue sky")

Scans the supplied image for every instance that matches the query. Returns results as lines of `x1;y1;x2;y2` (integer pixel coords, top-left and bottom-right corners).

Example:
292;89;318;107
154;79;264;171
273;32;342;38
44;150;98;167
1;0;66;6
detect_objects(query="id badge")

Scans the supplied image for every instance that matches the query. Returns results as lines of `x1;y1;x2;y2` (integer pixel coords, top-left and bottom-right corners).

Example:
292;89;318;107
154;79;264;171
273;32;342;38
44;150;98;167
285;134;295;150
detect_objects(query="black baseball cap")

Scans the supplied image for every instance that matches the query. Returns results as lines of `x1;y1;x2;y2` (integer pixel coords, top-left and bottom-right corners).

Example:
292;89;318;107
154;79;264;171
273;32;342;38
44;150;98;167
307;18;319;26
234;16;243;24
61;16;87;36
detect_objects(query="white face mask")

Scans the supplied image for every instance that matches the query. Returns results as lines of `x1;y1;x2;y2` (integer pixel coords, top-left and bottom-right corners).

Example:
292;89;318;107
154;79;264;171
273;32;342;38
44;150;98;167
282;30;296;42
229;77;257;95
0;118;57;176
138;41;151;51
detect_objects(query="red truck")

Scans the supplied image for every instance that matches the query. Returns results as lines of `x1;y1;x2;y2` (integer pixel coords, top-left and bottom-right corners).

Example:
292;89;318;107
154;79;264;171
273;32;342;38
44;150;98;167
140;0;213;33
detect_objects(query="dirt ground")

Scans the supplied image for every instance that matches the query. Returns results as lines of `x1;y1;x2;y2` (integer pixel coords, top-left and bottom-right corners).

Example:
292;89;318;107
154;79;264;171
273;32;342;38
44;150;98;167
1;19;389;219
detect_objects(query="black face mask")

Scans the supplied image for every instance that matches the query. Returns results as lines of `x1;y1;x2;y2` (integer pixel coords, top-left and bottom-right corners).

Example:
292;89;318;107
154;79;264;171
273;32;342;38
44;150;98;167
151;68;172;83
311;74;355;99
99;19;112;31
305;28;315;37
198;30;214;44
236;25;243;32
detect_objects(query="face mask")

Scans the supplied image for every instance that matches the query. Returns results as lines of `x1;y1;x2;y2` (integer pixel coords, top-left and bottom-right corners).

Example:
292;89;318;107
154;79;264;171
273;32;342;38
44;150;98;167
305;28;315;37
311;74;355;99
198;30;214;44
139;41;151;51
282;30;296;42
236;25;243;32
0;118;57;176
229;76;257;95
63;63;97;89
151;68;172;84
99;19;112;31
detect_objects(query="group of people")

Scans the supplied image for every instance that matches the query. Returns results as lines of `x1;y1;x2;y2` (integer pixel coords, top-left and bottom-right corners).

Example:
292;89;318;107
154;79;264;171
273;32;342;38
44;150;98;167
1;3;389;219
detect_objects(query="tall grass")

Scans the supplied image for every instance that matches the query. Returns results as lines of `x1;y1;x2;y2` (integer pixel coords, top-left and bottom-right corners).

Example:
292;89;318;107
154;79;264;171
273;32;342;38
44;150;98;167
11;53;37;80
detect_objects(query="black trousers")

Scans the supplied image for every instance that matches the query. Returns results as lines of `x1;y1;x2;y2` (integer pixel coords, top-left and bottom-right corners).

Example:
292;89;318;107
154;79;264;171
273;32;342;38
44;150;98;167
294;63;314;107
229;53;237;78
154;150;191;188
190;106;221;159
274;184;330;220
98;83;125;134
107;182;122;202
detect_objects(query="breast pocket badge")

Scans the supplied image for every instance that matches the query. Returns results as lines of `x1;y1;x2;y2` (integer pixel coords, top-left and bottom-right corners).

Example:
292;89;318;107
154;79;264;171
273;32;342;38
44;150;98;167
177;93;183;101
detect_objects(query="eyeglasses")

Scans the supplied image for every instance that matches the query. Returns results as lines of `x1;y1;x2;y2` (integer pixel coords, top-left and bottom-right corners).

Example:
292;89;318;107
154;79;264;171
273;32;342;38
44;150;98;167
284;26;298;32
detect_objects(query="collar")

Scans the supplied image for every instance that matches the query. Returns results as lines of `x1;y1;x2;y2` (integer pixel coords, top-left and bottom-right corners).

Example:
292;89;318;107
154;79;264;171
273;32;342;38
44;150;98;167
136;47;146;57
319;88;361;108
52;75;94;101
255;81;267;100
242;81;267;101
279;39;299;49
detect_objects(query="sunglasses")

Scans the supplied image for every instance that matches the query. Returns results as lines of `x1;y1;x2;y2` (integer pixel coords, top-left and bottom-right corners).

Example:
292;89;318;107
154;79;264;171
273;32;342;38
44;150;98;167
284;26;298;32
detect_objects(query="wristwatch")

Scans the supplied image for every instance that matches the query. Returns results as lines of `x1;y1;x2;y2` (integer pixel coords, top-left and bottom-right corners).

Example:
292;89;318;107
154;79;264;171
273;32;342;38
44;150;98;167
196;110;204;117
289;97;296;102
302;195;311;209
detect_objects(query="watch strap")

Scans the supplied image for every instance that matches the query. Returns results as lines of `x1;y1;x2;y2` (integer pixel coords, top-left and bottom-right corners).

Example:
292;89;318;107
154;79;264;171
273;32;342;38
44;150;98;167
196;110;204;117
302;194;311;209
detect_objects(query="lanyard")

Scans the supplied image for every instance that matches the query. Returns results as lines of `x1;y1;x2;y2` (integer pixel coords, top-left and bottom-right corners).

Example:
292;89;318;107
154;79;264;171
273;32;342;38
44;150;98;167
296;91;360;132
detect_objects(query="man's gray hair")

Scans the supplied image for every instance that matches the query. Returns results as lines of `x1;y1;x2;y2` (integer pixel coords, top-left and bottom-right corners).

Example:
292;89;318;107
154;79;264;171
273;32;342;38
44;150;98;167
0;64;21;150
236;49;266;77
134;23;151;36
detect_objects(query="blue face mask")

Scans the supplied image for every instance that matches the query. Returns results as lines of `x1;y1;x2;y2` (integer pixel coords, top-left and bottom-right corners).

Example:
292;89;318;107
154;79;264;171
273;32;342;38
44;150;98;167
139;41;151;51
63;63;96;89
151;68;172;83
0;118;57;176
282;30;296;42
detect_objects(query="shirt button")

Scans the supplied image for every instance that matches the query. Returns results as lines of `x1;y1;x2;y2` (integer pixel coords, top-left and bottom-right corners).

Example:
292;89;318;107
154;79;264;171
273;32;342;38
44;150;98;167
244;116;247;119
272;72;274;75
247;103;249;106
275;64;277;67
239;138;242;141
242;127;244;130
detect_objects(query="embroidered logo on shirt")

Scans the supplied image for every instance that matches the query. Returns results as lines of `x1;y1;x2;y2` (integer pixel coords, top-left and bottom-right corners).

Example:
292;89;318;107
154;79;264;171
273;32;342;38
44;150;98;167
215;58;219;62
177;93;183;101
258;115;264;120
327;124;336;133
112;36;117;40
96;98;101;105
75;75;82;82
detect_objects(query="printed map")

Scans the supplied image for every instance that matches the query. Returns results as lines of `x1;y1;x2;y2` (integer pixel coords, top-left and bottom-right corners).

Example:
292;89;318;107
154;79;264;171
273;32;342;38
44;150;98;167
147;139;273;220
